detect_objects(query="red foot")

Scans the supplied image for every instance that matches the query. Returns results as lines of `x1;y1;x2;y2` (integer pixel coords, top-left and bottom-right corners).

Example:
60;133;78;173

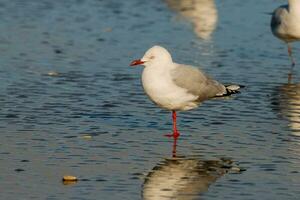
164;111;180;139
164;131;180;139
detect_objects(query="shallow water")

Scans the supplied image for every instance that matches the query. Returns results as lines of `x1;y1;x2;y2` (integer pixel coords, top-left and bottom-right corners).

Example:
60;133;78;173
1;0;300;199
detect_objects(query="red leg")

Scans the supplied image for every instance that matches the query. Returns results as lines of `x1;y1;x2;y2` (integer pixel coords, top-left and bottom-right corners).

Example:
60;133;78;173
288;43;296;67
165;111;180;139
172;111;180;138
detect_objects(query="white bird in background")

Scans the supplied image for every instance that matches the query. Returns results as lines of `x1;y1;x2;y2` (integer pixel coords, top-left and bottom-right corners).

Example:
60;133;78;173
130;46;241;139
271;0;300;66
165;0;218;40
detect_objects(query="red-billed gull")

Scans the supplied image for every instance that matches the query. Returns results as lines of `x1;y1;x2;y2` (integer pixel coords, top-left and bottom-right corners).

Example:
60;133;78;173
130;45;241;139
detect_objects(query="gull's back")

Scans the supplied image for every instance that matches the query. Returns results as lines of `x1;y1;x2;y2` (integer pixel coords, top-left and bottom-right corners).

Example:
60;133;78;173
171;63;226;102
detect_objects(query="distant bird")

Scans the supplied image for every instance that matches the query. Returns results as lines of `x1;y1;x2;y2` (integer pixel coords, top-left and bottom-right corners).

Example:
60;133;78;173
271;0;300;66
130;46;241;139
165;0;218;40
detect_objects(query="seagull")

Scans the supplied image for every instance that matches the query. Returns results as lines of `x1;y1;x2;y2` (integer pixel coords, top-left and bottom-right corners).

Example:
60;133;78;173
130;46;241;139
271;0;300;66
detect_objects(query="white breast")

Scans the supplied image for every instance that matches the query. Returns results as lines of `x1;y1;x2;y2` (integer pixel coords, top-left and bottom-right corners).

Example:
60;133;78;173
141;66;198;111
275;8;300;41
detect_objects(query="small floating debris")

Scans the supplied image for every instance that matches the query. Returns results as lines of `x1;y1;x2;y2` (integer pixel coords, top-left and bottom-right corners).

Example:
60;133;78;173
62;175;78;185
54;49;62;54
103;27;112;32
95;178;106;182
47;71;59;77
81;135;92;139
15;168;25;172
5;114;19;118
97;38;105;42
63;175;77;181
230;166;246;173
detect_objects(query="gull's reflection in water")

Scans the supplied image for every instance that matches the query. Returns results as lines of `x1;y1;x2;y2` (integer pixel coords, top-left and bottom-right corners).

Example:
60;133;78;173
272;82;300;136
165;0;218;40
142;139;236;200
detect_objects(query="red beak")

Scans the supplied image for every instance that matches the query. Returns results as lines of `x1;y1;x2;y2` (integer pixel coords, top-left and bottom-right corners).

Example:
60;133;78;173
130;59;145;66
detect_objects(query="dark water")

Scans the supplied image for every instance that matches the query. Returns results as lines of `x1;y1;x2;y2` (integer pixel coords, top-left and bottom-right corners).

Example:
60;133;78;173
1;0;300;199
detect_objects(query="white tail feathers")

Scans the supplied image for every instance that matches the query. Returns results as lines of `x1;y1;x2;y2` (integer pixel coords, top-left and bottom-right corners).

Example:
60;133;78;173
215;84;243;97
224;84;244;96
226;84;241;91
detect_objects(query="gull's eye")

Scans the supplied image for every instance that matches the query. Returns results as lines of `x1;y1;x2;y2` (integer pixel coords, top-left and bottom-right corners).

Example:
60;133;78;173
150;55;155;59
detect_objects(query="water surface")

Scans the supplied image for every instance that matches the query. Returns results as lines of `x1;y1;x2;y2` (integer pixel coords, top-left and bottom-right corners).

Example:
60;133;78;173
1;0;300;199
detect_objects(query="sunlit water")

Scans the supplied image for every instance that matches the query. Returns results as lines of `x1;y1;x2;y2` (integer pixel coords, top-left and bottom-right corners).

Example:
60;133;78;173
1;0;300;199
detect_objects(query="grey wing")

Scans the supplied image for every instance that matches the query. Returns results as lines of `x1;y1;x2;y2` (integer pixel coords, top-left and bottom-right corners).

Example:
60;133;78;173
271;5;288;30
171;64;226;101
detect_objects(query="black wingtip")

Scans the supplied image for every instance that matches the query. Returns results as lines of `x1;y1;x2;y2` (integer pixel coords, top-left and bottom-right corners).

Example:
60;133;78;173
223;88;240;97
214;84;244;98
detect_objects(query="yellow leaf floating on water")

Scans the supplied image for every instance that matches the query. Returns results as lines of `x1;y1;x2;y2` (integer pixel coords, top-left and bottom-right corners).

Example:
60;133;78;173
81;135;92;139
62;175;78;185
47;71;59;76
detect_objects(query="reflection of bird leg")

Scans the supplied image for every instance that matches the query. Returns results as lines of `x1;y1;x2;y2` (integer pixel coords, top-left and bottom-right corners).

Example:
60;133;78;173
287;43;296;67
288;70;293;84
172;137;178;158
288;51;295;84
